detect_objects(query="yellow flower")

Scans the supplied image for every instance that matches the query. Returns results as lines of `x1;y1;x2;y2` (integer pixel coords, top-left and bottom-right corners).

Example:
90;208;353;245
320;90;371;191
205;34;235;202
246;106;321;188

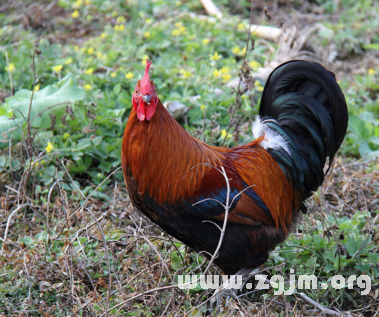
254;80;264;91
53;65;63;72
144;32;151;38
46;142;54;153
222;73;231;82
80;47;86;52
232;47;240;55
172;23;186;37
221;129;232;139
34;84;40;91
141;55;149;65
232;46;246;56
209;52;222;61
110;72;116;77
237;23;245;31
114;24;125;31
213;69;221;77
241;94;247;99
74;45;79;50
83;84;91;90
100;32;106;39
72;0;82;8
85;68;94;75
5;63;15;72
125;72;134;79
97;173;103;178
96;52;103;58
368;68;376;75
87;47;94;54
188;34;196;40
64;57;73;64
220;66;231;82
116;16;126;24
71;10;80;19
179;69;192;79
146;18;153;24
202;39;210;45
63;133;70;140
249;60;261;69
221;66;230;74
200;105;206;111
84;0;90;4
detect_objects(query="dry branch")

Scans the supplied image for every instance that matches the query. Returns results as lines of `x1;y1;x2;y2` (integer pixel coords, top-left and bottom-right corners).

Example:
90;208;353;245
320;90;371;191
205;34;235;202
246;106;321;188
199;0;222;18
1;204;30;256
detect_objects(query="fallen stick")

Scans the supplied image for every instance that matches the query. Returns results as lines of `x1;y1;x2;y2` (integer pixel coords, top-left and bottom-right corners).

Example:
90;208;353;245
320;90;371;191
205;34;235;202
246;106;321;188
199;0;222;18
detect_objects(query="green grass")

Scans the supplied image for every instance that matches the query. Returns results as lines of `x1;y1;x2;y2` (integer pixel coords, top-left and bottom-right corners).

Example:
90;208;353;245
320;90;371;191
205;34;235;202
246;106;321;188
0;0;378;315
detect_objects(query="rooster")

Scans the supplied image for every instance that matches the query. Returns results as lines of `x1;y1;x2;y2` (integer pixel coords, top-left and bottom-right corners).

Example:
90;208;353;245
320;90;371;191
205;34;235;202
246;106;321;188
121;60;347;279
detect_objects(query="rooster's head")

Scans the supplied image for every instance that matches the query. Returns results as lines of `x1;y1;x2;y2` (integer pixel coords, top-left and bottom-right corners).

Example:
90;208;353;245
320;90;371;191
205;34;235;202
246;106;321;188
132;59;158;121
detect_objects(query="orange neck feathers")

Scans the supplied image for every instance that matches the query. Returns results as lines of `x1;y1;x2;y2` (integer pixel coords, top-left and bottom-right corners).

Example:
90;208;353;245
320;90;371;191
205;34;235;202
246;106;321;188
122;100;223;204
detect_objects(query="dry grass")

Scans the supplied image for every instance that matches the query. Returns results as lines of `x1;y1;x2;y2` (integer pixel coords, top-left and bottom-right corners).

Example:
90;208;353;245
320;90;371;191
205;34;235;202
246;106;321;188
1;155;378;316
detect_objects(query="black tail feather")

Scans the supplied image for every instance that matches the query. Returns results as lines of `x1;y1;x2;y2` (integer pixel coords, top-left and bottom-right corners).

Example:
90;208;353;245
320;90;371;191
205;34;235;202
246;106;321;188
259;60;348;200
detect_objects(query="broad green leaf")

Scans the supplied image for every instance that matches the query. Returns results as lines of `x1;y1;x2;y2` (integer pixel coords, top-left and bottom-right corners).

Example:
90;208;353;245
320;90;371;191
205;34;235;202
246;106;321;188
4;74;85;129
19;236;34;246
359;111;378;126
75;138;92;151
35;231;48;242
113;83;121;95
348;114;368;139
324;264;336;273
345;235;372;257
0;115;23;149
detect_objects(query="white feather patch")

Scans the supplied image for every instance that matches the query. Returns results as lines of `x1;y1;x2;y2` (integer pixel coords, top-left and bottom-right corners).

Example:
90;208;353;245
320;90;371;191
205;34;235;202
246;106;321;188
252;116;291;156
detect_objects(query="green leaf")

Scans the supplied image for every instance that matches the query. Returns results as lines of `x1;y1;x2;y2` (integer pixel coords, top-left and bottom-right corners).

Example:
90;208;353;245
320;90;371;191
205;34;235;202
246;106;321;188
19;236;34;246
35;231;48;242
113;83;122;95
0;115;23;149
345;235;372;257
348;114;369;139
324;264;336;273
171;252;184;270
75;138;92;151
0;156;6;168
362;43;379;50
359;111;378;126
4;74;85;129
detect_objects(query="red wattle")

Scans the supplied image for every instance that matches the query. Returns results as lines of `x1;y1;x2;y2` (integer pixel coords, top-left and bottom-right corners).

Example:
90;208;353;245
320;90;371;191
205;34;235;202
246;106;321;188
137;100;146;121
146;101;157;121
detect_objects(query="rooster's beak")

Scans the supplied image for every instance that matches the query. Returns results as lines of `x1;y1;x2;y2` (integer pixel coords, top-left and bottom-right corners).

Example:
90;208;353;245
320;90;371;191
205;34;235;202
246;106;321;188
142;94;151;104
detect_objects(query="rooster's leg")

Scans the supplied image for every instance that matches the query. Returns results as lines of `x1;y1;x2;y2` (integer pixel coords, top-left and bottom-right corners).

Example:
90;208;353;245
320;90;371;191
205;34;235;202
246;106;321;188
210;268;260;314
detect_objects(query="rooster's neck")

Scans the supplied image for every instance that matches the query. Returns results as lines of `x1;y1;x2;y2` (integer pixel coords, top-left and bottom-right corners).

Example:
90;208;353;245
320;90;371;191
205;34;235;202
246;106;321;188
121;100;223;204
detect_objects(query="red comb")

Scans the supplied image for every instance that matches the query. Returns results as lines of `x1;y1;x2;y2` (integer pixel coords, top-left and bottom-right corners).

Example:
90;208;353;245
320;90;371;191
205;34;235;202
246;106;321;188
141;59;153;94
144;59;152;77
